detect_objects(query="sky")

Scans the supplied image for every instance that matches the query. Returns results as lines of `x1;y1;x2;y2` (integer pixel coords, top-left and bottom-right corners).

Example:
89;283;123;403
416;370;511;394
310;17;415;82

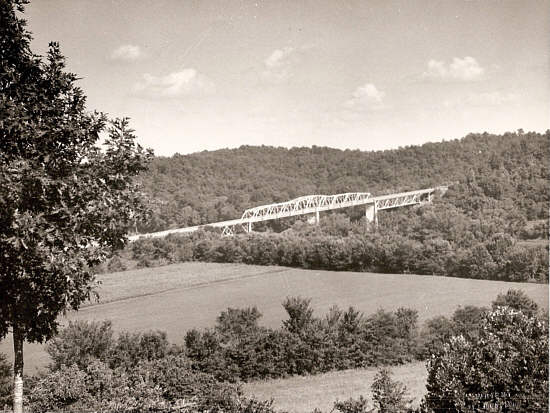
24;0;550;156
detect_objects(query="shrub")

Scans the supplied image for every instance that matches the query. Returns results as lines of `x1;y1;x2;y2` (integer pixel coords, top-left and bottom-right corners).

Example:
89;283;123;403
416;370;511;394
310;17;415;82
491;288;539;317
332;396;370;413
371;368;412;413
0;352;11;408
424;307;548;413
109;329;173;369
46;320;114;370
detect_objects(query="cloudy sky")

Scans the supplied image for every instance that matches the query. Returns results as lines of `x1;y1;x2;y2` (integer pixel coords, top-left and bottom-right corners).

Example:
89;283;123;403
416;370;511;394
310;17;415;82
25;0;549;156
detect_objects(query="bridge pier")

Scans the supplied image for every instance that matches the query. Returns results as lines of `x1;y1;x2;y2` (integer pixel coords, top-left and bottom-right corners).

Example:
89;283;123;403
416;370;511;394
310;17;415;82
247;222;252;233
315;210;320;225
365;203;378;229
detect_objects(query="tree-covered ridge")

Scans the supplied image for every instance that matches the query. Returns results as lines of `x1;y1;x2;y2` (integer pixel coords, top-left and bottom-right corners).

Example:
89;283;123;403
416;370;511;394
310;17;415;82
138;130;549;232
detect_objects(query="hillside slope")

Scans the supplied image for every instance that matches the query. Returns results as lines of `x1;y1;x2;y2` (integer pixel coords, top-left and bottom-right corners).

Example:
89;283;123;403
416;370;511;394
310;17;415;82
137;130;549;232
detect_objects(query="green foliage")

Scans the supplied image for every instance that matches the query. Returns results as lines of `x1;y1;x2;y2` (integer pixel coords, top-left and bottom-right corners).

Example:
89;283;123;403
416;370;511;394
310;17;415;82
46;320;176;373
26;354;278;413
216;306;263;341
109;329;172;370
282;296;315;335
424;307;549;413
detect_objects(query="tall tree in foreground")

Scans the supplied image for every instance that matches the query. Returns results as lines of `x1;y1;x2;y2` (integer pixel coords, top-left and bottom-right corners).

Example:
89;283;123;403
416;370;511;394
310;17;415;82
0;1;153;411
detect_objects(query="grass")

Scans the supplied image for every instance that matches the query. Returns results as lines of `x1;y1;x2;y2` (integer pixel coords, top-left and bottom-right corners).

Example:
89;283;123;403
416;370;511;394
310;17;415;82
1;262;547;373
243;362;428;412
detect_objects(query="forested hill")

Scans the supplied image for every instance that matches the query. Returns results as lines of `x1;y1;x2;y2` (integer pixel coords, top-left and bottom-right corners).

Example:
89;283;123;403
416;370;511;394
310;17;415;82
137;130;549;232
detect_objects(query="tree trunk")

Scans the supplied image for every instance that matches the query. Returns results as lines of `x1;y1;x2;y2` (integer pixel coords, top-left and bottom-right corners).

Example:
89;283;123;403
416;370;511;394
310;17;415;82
12;327;24;413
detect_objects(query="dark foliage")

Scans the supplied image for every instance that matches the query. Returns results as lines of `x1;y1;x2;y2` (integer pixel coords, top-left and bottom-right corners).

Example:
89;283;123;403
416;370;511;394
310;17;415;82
0;353;10;408
424;307;548;413
124;219;548;282
135;131;549;234
491;288;539;318
113;130;550;284
184;298;420;382
0;0;152;409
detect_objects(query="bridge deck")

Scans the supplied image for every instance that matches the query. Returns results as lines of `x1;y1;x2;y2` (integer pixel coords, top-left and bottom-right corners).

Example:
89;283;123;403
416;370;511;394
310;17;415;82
129;186;447;241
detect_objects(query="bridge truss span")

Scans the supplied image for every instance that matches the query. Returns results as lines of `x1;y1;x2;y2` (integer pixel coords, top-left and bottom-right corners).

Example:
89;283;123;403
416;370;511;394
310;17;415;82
241;192;372;223
129;186;448;241
374;187;436;210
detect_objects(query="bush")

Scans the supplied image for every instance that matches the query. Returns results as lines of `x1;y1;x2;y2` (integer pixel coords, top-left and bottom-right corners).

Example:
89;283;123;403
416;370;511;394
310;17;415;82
332;396;370;413
424;307;548;413
46;320;114;370
0;352;11;408
110;329;173;369
491;288;539;317
371;368;412;413
185;299;422;381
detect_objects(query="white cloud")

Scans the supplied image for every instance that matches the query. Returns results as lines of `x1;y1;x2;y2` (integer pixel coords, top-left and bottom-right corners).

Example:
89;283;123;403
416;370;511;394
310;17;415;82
424;56;484;81
443;91;519;108
133;68;215;98
345;83;386;110
262;47;295;82
111;44;144;61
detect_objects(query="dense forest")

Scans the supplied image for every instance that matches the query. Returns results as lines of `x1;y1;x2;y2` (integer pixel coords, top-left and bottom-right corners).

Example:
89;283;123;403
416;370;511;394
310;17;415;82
137;130;549;232
106;131;549;282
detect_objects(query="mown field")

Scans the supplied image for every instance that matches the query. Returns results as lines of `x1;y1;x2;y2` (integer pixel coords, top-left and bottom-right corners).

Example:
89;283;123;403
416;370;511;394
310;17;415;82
1;262;547;374
243;362;428;412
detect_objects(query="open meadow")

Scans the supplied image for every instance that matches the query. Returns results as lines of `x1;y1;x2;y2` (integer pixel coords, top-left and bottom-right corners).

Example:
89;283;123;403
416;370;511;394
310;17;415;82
243;362;428;412
1;262;547;374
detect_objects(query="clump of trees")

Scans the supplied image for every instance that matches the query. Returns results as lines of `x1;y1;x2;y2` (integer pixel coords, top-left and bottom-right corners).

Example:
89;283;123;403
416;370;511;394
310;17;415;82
24;320;266;412
185;298;420;381
122;214;548;282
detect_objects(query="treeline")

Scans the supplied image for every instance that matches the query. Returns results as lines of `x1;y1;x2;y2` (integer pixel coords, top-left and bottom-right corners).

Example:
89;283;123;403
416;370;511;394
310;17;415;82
185;300;419;381
117;184;548;281
2;289;546;412
116;131;550;283
137;130;549;233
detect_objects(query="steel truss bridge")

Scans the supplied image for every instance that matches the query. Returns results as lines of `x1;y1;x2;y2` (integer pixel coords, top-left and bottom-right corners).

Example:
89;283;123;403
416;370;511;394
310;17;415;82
129;186;447;240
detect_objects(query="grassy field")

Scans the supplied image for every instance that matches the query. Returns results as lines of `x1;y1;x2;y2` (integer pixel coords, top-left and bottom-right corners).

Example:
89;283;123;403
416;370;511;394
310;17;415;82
243;362;428;412
0;262;547;373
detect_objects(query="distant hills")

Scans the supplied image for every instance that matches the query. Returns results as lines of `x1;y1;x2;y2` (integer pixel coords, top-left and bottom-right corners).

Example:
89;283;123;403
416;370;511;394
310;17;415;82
137;130;549;233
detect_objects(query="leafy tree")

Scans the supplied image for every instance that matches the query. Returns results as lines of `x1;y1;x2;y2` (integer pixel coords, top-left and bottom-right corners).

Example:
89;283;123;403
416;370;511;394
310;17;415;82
46;320;114;370
216;306;263;341
371;368;411;413
109;330;172;370
491;288;539;318
0;1;152;410
450;305;487;340
282;296;315;336
425;307;548;413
